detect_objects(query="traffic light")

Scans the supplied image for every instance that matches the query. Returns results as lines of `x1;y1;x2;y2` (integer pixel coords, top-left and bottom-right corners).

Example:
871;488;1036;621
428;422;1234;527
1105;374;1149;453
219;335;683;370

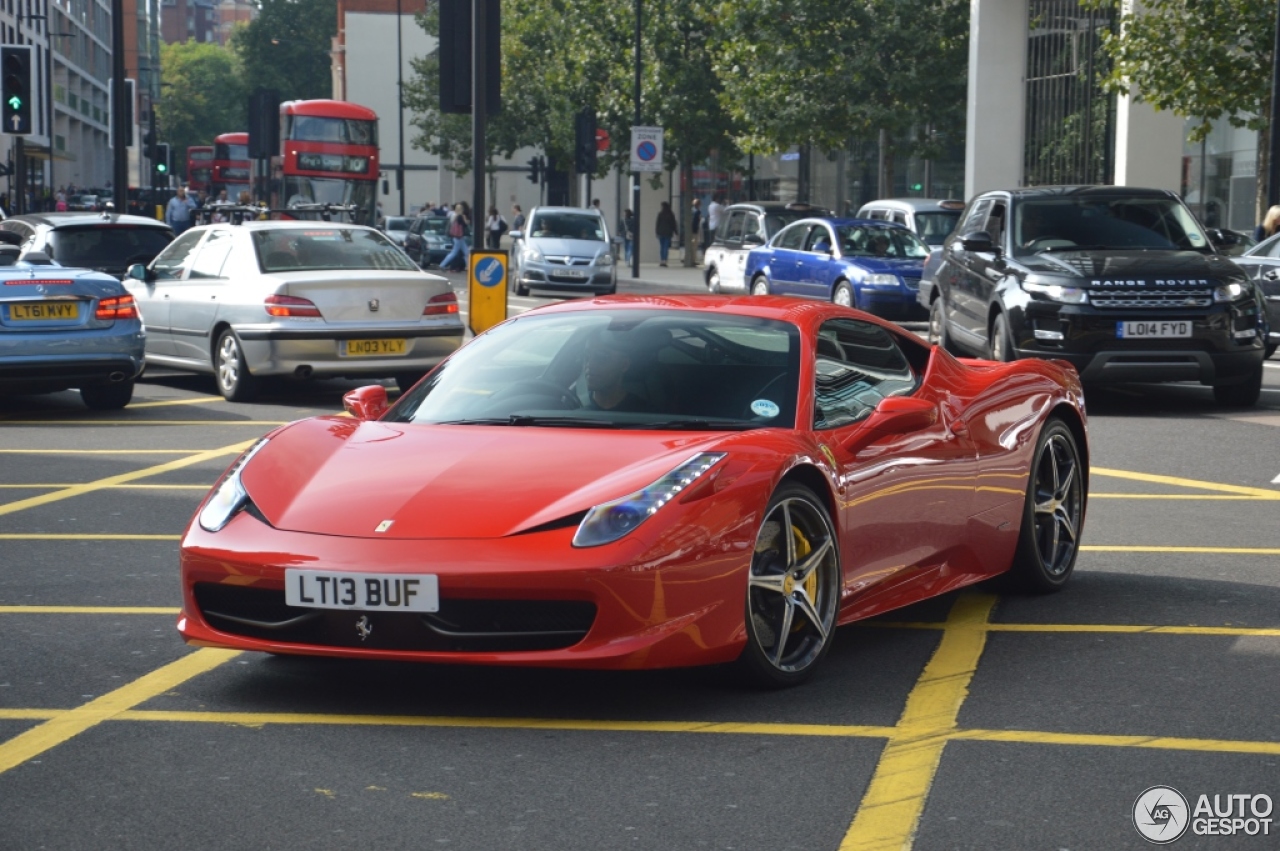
154;143;171;183
526;155;542;184
574;109;597;174
1;46;33;136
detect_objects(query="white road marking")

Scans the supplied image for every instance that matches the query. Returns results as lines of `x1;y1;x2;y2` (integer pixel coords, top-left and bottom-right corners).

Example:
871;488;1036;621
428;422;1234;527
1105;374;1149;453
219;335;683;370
1273;473;1280;484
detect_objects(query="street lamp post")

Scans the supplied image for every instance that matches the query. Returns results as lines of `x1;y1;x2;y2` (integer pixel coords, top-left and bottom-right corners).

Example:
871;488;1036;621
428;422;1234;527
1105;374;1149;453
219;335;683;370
631;0;641;279
396;0;406;216
22;12;75;209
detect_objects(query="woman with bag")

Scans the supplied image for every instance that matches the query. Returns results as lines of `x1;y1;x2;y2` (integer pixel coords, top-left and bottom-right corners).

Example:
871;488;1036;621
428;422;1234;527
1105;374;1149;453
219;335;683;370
486;206;507;250
441;202;472;272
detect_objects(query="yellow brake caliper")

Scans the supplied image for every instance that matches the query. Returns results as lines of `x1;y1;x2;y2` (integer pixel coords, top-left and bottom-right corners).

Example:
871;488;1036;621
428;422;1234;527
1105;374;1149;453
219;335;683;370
791;525;816;631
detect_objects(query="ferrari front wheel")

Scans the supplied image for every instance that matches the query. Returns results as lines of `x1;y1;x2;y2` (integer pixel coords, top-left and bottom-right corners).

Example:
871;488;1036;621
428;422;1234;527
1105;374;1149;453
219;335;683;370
1009;419;1084;593
738;484;840;688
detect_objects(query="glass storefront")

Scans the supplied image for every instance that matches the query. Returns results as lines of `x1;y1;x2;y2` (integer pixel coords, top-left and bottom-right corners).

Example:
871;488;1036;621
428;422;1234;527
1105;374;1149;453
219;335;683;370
1180;121;1259;233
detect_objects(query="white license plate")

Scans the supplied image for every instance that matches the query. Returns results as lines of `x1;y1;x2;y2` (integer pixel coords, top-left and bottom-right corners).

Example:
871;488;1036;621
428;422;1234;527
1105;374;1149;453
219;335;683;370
556;269;588;279
285;569;439;612
1117;320;1192;339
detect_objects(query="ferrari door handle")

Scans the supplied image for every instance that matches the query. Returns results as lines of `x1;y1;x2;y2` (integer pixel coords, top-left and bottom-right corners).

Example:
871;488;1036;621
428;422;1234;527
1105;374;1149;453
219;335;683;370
950;419;968;435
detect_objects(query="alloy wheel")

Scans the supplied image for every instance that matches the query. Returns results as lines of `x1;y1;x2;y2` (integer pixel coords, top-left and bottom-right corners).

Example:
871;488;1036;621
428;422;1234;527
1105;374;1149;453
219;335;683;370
1030;431;1082;577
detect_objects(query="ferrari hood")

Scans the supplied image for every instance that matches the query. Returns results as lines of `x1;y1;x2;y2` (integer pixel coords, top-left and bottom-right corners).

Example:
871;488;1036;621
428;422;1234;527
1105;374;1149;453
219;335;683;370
238;417;727;539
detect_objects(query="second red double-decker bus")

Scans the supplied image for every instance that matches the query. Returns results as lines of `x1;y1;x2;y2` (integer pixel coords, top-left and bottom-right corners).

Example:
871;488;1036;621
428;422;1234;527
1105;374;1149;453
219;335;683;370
187;146;213;194
274;100;379;226
212;132;252;200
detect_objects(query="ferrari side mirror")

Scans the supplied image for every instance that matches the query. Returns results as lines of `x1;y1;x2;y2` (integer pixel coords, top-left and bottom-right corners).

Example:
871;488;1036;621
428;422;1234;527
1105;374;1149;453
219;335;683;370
865;395;937;434
343;385;389;421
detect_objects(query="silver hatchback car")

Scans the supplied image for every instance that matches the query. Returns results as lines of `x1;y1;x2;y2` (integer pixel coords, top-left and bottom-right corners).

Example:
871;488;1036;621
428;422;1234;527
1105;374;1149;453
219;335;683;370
124;222;465;401
509;206;616;296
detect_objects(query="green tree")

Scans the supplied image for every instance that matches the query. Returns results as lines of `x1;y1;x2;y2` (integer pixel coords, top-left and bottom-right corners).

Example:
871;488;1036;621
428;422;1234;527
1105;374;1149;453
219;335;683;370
232;0;338;101
715;0;968;188
157;40;247;177
1086;0;1275;218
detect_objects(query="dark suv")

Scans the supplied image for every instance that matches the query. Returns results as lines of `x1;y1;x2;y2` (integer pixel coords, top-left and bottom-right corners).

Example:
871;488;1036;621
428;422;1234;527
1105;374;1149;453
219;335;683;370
926;186;1268;406
1;213;174;279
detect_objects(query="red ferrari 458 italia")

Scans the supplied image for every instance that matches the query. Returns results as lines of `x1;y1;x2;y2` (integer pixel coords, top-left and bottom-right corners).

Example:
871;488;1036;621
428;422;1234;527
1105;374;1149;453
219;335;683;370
178;295;1088;686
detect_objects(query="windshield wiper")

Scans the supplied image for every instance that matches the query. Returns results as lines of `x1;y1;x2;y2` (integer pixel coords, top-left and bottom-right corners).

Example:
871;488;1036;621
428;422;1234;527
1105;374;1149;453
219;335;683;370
433;416;618;428
640;419;758;431
1037;244;1112;252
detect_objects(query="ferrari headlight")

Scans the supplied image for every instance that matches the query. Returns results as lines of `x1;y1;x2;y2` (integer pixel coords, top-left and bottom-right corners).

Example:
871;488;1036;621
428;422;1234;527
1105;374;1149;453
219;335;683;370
1214;281;1247;302
862;274;898;287
198;438;269;532
1022;280;1088;304
573;453;726;547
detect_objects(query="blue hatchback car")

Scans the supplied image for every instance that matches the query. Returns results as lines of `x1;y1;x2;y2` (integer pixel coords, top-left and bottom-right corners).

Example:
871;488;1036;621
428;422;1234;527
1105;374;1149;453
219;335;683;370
0;254;146;409
744;217;929;319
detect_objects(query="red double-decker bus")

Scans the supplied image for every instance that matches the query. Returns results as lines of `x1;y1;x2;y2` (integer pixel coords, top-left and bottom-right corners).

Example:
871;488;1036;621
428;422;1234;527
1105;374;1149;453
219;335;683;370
273;100;379;226
187;146;214;194
211;132;252;200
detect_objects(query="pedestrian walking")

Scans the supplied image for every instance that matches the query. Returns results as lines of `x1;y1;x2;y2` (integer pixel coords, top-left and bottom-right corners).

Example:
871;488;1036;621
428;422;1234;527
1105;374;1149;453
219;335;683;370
485;206;508;250
706;194;724;252
165;186;198;234
690;199;702;264
655;202;677;266
441;202;472;272
511;204;526;233
1255;205;1280;243
620;209;635;264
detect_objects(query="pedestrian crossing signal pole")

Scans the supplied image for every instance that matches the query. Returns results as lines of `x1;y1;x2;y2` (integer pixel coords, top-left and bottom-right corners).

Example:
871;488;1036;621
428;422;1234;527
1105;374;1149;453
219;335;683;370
2;46;32;215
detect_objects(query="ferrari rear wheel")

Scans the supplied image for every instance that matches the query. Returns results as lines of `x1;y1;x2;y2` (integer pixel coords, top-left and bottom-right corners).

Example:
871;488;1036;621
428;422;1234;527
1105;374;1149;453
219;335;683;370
1010;419;1084;593
738;484;840;687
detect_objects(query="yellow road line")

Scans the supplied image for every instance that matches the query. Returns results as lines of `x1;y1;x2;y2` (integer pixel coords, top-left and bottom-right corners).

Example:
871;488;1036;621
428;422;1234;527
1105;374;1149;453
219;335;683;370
0;534;180;541
0;420;289;426
863;621;1280;636
840;593;996;851
0;449;218;454
0;606;179;614
1093;467;1280;499
0;439;251;519
121;397;225;409
1089;493;1269;500
0;648;239;776
1082;545;1280;555
955;728;1280;756
0;484;208;490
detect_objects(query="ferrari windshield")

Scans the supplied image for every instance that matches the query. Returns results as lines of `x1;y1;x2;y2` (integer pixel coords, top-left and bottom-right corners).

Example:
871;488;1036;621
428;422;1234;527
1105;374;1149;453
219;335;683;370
1013;196;1211;255
391;309;802;429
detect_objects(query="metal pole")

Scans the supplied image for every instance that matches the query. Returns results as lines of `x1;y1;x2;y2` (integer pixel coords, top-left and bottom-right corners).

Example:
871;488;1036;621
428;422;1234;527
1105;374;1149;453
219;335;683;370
472;0;487;258
396;0;406;216
1268;0;1280;207
14;139;25;215
110;0;127;204
630;0;641;279
46;24;54;201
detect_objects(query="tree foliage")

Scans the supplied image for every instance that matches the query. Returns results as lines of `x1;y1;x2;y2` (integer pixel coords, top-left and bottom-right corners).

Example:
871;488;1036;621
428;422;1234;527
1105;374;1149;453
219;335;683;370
156;40;247;176
231;0;338;102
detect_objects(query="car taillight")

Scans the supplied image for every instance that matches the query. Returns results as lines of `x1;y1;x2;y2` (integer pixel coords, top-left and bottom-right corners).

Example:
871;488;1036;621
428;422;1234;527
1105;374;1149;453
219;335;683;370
423;291;459;315
264;294;322;317
96;294;138;320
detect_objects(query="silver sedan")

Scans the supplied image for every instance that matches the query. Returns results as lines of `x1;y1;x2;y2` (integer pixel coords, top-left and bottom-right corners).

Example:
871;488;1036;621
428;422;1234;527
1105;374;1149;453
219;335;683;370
124;222;465;401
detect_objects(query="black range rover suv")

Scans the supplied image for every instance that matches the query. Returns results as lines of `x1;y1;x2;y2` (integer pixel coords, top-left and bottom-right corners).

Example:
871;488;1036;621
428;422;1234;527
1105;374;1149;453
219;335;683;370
926;186;1268;406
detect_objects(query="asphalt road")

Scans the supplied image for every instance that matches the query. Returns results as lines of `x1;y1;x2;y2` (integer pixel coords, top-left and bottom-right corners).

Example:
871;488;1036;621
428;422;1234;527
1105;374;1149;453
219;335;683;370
1;278;1278;850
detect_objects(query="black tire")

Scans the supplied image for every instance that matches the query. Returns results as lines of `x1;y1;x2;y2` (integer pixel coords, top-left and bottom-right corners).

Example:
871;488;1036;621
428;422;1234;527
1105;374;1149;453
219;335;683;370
394;372;425;394
928;296;959;355
214;329;259;402
515;278;530;296
80;380;134;410
832;280;853;309
989;312;1015;362
1213;362;1263;407
1009;418;1084;593
736;484;840;688
750;275;770;296
707;266;721;293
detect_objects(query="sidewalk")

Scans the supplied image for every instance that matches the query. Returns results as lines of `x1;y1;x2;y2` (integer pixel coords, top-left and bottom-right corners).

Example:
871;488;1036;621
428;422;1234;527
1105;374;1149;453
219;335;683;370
624;259;708;292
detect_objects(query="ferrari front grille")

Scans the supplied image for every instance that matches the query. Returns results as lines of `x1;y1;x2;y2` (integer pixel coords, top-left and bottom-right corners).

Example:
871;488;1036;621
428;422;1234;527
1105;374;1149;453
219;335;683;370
194;583;596;652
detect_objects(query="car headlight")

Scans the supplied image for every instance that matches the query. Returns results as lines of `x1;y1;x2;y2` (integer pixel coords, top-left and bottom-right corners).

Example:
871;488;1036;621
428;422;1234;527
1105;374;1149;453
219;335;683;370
597;253;614;267
1021;280;1088;304
862;274;899;287
1214;281;1248;302
521;245;544;264
573;453;726;548
198;438;270;532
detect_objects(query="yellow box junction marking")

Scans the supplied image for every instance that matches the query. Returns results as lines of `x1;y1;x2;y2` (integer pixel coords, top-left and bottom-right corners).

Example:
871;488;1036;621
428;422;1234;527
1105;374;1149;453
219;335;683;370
1092;467;1280;499
0;648;239;775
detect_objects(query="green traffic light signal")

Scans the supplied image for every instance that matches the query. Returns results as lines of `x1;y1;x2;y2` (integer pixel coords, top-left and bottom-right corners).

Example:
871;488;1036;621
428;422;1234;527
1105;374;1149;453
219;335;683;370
157;162;168;173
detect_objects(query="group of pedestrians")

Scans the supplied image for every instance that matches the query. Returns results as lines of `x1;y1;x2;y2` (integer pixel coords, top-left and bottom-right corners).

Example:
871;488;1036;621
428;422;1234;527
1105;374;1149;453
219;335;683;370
642;193;724;266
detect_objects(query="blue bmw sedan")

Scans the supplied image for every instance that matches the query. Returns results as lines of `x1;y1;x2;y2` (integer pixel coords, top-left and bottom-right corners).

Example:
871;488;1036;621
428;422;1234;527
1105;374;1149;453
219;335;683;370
0;257;145;409
743;217;929;319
